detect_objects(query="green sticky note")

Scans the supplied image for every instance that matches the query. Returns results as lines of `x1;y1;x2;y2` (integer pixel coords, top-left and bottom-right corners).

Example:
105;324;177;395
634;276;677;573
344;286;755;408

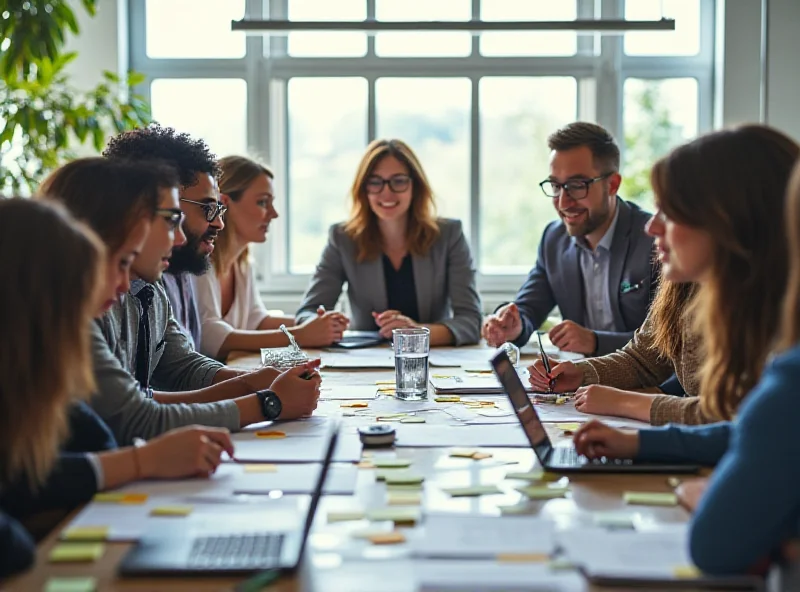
386;483;424;492
623;491;678;506
49;542;105;563
498;503;533;515
373;458;413;469
45;577;97;592
366;507;421;524
61;526;109;541
383;472;425;485
150;505;193;517
505;471;561;483
516;486;569;500
387;491;422;506
442;485;502;497
327;510;366;523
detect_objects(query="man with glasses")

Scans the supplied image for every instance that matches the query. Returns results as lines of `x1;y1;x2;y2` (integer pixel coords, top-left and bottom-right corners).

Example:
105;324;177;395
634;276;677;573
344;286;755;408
483;122;657;356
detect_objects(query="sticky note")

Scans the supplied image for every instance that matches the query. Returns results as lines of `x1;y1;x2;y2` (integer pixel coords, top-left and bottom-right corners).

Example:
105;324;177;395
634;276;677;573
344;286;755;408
399;416;426;423
516;486;569;500
340;402;369;408
384;472;424;485
49;543;105;563
386;483;424;492
61;526;109;541
674;565;702;579
431;374;456;379
366;507;421;524
555;422;581;432
327;510;366;523
506;471;561;483
593;512;635;529
44;577;97;592
375;380;396;385
93;492;148;504
496;553;549;563
667;477;682;489
442;485;501;497
623;491;678;507
387;492;422;506
243;464;277;473
555;397;569;405
377;413;408;421
498;503;532;515
449;448;479;458
435;396;461;403
351;528;393;540
255;430;286;439
368;531;406;545
471;452;493;460
375;469;405;481
150;505;193;517
357;461;377;469
373;458;412;469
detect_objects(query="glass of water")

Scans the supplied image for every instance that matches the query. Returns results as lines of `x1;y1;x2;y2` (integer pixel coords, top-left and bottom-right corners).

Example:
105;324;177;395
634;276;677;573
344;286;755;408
392;327;430;401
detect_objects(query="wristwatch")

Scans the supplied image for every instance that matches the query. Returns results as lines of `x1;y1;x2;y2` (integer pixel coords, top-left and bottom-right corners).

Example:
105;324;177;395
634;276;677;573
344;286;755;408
256;389;282;421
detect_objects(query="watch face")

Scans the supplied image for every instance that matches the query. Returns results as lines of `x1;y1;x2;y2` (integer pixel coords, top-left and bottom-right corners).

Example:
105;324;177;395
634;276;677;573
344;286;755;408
263;392;282;420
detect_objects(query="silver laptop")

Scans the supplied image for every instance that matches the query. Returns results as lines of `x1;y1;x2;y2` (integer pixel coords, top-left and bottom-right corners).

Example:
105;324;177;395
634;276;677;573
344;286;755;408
490;350;700;474
119;420;340;576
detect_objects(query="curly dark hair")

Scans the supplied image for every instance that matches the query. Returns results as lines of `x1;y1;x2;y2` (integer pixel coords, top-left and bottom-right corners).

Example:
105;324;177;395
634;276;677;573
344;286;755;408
103;123;219;187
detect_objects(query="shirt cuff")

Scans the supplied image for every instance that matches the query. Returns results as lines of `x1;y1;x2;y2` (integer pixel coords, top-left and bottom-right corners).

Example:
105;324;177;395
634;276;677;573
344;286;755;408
85;452;105;490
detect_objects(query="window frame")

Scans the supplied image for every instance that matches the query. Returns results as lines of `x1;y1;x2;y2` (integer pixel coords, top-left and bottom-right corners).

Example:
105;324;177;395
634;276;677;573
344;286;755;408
129;0;715;299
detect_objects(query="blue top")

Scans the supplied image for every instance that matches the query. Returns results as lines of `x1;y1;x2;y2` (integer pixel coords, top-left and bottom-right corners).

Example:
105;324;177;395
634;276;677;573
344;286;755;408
637;344;800;575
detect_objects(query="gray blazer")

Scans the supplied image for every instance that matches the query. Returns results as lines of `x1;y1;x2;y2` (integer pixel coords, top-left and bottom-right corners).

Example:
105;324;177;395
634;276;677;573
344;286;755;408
509;197;658;355
296;218;482;345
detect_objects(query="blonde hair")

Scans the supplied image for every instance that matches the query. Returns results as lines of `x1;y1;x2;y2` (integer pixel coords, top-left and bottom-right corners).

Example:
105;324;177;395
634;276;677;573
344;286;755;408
0;199;104;488
215;155;274;273
344;139;439;262
650;125;798;420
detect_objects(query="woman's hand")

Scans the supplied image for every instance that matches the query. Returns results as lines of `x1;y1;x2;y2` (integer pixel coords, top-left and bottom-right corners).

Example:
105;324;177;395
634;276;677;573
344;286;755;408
572;420;640;459
137;426;234;479
528;360;583;392
373;310;418;339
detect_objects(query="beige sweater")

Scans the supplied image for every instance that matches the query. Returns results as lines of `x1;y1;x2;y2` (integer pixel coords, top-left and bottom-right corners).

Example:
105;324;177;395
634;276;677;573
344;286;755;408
574;311;711;425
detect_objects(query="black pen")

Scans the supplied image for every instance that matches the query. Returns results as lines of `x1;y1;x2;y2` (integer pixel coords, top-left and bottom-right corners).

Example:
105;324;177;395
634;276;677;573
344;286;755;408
536;331;556;392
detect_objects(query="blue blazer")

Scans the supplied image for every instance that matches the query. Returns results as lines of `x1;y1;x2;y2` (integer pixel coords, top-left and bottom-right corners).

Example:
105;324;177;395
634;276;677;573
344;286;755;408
510;197;658;354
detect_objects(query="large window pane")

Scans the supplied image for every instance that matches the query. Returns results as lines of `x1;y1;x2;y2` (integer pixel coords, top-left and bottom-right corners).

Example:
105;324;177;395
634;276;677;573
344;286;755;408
150;79;247;157
625;0;700;56
288;78;367;274
622;78;698;208
146;0;245;59
480;77;577;275
376;78;471;232
288;0;366;57
375;0;471;57
480;1;577;57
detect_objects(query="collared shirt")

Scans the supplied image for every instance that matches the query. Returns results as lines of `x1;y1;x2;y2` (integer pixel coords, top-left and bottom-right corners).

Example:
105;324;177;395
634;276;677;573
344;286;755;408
574;203;620;333
161;271;202;350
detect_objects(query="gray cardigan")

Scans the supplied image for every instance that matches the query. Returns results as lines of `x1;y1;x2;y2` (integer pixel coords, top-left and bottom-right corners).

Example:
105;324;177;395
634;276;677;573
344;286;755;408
296;218;482;345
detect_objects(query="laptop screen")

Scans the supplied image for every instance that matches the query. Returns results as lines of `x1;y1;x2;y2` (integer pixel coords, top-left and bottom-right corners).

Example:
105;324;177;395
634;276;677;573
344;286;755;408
490;350;553;462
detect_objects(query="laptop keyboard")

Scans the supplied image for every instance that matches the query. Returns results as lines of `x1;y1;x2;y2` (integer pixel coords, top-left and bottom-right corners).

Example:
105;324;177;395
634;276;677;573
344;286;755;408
188;533;285;569
555;447;633;466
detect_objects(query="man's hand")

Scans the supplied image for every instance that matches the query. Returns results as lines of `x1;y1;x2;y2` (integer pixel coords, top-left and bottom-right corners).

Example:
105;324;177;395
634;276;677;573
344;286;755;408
271;362;322;419
676;478;709;513
482;303;523;347
548;320;597;354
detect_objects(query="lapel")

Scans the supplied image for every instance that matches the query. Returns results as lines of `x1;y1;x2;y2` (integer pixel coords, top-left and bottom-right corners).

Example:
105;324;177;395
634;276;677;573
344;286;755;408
607;198;632;323
562;241;585;326
411;252;432;323
361;256;388;317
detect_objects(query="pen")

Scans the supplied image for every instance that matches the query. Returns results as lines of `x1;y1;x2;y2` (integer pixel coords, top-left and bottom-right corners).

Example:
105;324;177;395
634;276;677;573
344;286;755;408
536;331;556;392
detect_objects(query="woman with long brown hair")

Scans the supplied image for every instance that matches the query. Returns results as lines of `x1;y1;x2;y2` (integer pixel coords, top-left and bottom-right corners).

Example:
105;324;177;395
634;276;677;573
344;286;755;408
296;139;482;346
530;125;798;426
567;135;800;577
193;155;349;360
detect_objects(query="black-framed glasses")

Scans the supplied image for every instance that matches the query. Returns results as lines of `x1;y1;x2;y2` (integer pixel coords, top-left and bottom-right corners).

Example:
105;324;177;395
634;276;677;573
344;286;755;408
156;208;184;230
180;198;228;223
364;174;411;195
539;172;613;200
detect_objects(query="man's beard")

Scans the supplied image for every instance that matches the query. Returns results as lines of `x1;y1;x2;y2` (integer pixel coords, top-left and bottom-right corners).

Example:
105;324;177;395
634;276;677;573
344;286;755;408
561;190;611;238
167;227;217;276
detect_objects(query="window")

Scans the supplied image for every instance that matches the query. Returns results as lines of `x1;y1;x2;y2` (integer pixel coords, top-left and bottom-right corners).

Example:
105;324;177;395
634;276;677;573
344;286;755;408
132;0;714;297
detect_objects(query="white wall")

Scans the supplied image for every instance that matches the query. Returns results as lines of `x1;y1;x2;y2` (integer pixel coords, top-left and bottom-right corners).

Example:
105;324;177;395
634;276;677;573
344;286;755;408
64;0;125;92
764;0;800;141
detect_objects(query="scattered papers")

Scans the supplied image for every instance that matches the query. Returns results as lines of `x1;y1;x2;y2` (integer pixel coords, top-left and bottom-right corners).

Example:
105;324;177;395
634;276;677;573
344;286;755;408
415;560;586;592
623;491;679;507
321;348;395;369
431;371;533;395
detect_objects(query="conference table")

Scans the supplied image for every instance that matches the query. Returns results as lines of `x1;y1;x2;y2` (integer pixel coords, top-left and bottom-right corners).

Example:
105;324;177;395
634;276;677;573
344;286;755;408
7;345;712;592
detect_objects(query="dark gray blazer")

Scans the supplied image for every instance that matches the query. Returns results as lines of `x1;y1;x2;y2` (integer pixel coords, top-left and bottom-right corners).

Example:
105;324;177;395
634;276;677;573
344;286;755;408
510;197;658;355
296;218;482;345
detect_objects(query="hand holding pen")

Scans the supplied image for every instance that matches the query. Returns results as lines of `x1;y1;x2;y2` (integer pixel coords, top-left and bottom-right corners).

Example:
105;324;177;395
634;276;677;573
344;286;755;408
536;331;556;392
527;337;584;392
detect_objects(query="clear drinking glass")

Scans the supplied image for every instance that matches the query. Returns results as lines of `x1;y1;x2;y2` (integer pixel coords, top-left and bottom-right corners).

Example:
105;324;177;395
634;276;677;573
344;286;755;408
392;327;430;401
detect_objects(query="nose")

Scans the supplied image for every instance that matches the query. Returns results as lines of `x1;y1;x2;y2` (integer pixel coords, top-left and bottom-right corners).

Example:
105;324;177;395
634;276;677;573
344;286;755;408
556;187;576;211
173;224;187;247
210;214;224;231
118;269;131;295
268;204;279;220
645;211;664;237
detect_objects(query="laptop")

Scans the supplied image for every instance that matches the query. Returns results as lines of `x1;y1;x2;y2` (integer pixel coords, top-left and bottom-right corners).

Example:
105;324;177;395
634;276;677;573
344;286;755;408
119;420;340;576
490;350;700;474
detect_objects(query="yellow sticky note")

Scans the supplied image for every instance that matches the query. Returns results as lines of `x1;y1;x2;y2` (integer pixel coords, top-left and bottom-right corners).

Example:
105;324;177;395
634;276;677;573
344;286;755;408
506;471;561;483
61;526;109;542
431;374;455;379
373;458;412;469
384;472;425;485
496;553;549;563
623;491;678;507
435;396;461;403
327;510;366;523
255;430;286;439
340;402;369;408
377;413;408;421
449;448;479;458
368;531;406;545
674;565;702;579
516;486;569;500
49;543;105;563
366;507;421;524
387;492;422;506
243;464;277;473
93;492;148;504
357;460;377;469
399;416;426;423
555;422;581;432
44;577;97;592
375;380;396;385
471;452;493;460
442;485;501;497
150;505;193;517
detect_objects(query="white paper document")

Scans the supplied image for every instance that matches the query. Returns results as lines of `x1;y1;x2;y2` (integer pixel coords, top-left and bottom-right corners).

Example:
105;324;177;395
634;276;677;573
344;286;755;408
230;426;362;463
395;424;529;447
319;383;380;400
428;348;498;370
321;348;395;368
415;513;555;559
416;560;587;592
430;369;533;395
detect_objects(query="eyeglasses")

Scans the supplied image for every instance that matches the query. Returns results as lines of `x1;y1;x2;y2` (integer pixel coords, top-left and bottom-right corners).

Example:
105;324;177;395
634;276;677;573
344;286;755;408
156;208;184;230
539;172;613;200
365;174;411;195
180;198;228;223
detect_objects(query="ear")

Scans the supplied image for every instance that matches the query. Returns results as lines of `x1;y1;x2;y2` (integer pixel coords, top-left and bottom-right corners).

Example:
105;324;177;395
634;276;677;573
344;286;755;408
220;193;231;207
608;172;622;196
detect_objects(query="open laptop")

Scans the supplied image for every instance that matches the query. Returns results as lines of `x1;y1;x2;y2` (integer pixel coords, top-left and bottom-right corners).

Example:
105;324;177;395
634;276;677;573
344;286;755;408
490;350;700;474
119;420;340;576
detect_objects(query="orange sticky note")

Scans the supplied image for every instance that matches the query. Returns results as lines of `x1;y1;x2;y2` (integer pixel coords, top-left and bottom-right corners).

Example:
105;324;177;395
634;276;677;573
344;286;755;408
255;430;286;439
368;531;406;545
340;402;369;408
93;492;148;504
471;452;493;460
